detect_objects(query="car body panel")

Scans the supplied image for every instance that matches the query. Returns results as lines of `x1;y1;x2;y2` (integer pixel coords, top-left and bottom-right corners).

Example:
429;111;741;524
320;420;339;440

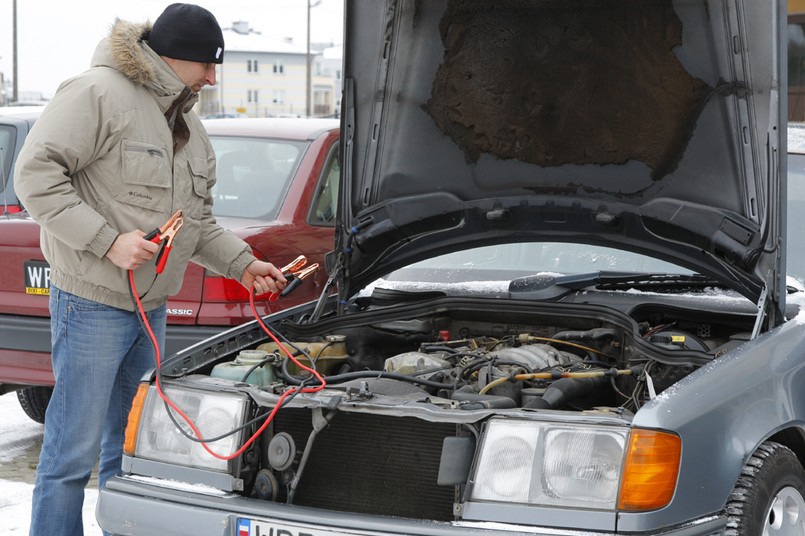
98;477;728;536
620;316;805;530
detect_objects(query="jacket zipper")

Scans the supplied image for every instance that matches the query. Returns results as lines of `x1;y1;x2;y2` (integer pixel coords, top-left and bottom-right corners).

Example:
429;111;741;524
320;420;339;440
127;146;164;158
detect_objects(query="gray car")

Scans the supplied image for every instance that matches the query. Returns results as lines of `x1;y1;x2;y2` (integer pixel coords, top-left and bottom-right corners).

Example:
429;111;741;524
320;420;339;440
98;1;798;535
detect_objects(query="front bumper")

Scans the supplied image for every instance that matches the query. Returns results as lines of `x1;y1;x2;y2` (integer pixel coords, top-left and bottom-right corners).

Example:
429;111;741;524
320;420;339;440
97;476;727;536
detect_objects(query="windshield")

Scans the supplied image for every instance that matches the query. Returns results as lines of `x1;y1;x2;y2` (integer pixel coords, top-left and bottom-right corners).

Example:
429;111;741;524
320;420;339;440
209;136;306;219
373;150;805;292
381;243;692;288
788;153;805;286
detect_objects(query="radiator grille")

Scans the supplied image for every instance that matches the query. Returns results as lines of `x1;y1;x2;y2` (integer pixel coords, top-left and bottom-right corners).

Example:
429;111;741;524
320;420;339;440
273;409;458;521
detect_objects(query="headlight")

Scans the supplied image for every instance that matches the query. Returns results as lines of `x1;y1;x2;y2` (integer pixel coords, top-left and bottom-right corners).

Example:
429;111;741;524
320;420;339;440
470;419;628;509
129;384;249;472
470;419;680;511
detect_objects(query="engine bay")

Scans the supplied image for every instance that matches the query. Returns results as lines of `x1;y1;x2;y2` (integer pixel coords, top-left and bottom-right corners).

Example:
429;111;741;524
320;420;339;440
142;291;767;519
203;297;756;415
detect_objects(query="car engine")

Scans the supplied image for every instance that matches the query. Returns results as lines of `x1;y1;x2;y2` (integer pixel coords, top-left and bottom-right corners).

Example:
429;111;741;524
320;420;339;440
217;299;752;414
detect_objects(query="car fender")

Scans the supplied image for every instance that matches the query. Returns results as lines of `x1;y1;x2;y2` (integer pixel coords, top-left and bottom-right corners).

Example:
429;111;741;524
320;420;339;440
619;317;805;531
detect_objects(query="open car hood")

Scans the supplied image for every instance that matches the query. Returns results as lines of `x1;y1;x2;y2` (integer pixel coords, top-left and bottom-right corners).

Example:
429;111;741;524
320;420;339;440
337;0;786;320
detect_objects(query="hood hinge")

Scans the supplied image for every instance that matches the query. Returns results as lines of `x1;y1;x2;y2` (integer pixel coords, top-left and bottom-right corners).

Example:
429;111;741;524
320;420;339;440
751;283;769;339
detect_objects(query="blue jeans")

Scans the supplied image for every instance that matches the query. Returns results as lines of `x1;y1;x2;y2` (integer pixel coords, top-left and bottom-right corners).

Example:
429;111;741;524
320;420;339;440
30;285;166;536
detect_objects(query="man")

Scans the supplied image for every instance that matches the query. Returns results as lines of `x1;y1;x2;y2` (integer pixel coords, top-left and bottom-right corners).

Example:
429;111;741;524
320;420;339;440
14;4;287;534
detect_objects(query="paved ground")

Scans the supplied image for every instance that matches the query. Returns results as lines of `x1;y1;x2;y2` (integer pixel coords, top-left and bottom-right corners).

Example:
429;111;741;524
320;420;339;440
0;392;98;487
0;432;42;486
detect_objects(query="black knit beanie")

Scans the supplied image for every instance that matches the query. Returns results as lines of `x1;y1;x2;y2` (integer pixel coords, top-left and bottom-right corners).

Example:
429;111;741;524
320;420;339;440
148;3;225;64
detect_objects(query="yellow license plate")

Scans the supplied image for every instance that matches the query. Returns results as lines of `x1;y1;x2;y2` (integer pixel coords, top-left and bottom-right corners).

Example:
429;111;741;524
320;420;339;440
24;260;50;296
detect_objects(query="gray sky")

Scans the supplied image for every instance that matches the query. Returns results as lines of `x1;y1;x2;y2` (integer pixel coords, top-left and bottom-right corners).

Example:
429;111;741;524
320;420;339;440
0;0;345;99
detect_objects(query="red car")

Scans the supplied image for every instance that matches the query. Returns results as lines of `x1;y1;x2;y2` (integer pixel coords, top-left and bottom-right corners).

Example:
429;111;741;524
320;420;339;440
0;112;340;422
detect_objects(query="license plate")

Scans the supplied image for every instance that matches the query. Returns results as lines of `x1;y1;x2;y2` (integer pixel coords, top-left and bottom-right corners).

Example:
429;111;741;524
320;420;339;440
236;517;374;536
24;260;51;295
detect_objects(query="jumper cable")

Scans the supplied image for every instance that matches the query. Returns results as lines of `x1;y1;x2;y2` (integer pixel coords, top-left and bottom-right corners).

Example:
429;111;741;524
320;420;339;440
143;209;184;274
268;255;320;301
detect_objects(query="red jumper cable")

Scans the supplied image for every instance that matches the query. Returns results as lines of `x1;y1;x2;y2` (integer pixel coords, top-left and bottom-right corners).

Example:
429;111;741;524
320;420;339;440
143;209;184;274
128;214;325;461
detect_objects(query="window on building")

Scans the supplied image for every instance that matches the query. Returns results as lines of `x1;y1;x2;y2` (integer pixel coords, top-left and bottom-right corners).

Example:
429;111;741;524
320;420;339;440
247;90;260;103
273;60;285;74
247;59;260;73
273;90;285;104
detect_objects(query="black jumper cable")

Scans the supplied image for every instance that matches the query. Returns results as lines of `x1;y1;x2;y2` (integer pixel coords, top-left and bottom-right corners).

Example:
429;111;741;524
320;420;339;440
127;211;326;460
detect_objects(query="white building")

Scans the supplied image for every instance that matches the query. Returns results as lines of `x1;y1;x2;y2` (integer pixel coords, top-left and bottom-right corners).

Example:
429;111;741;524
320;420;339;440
318;44;343;118
198;21;340;119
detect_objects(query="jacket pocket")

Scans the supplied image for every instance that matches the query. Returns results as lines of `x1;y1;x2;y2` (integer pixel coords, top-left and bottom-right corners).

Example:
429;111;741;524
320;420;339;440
116;139;171;212
186;157;210;218
189;157;209;197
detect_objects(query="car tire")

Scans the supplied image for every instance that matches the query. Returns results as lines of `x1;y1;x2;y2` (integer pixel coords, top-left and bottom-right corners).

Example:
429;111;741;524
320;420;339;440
16;386;52;424
726;441;805;536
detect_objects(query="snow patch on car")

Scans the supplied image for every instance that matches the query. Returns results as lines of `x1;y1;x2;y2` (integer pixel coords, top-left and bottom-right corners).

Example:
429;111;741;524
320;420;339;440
125;475;231;497
366;278;511;295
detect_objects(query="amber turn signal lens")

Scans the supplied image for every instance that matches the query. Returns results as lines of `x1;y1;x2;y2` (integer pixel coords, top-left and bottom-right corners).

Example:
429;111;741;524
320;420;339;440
123;383;150;456
618;429;681;510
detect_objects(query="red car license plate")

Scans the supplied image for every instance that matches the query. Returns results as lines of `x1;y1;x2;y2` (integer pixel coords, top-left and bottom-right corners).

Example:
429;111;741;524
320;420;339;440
24;260;51;295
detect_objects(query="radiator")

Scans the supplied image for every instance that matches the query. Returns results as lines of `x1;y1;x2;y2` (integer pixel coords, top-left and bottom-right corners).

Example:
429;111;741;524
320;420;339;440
273;408;458;521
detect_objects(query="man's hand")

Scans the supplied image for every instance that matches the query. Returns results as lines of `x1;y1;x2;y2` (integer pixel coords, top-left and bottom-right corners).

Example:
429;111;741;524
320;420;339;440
241;260;288;296
106;230;161;270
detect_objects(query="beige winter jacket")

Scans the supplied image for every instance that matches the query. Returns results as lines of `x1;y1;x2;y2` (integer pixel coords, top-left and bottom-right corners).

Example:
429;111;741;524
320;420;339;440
14;20;256;311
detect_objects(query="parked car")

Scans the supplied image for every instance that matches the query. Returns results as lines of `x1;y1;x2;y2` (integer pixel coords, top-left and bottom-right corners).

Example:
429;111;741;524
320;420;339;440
5;100;51;107
202;112;244;119
0;113;339;422
0;105;45;213
98;2;801;536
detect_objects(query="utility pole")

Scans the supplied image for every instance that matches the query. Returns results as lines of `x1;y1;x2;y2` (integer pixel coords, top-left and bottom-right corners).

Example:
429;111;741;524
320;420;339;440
12;0;18;102
306;0;312;117
306;0;321;117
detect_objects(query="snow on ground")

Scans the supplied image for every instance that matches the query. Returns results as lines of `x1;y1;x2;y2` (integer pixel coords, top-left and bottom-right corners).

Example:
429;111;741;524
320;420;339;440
0;392;100;534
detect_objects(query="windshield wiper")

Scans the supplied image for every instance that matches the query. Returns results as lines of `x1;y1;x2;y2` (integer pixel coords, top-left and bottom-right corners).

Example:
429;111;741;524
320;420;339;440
560;271;727;293
510;271;727;296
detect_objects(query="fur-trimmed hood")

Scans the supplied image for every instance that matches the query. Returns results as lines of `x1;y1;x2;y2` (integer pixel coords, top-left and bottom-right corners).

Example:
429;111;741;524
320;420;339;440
90;19;193;104
92;19;157;86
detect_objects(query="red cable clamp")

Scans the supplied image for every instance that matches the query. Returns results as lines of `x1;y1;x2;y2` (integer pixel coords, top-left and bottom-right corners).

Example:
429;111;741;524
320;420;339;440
143;209;185;274
268;255;319;301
